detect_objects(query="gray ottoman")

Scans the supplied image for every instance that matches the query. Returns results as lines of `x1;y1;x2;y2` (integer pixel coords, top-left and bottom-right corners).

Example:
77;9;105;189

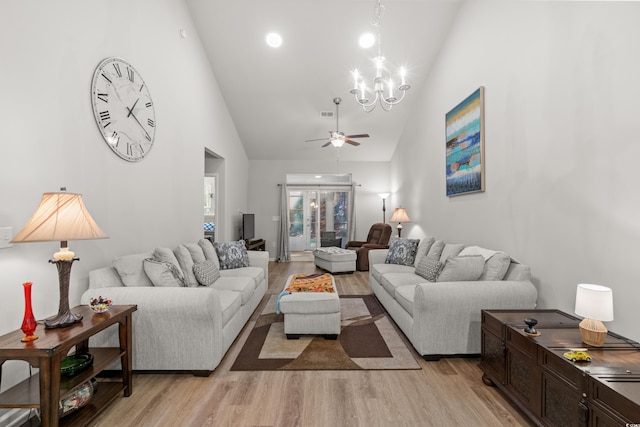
313;247;357;273
279;274;341;339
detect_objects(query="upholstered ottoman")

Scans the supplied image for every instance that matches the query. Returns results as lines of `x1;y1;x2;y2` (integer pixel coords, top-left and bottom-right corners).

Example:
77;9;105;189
278;274;341;339
313;247;357;273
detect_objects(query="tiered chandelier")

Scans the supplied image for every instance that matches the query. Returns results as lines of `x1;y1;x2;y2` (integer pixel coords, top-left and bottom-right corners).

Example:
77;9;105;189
350;0;410;112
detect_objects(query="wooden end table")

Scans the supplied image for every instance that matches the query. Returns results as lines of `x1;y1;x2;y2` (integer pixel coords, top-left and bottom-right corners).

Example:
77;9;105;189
0;304;136;427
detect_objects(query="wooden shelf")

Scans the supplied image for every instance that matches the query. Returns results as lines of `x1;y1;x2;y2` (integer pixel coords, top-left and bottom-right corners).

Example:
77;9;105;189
0;305;136;427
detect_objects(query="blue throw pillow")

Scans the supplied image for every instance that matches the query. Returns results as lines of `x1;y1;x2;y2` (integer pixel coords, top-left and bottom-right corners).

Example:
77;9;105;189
385;238;420;266
213;240;249;270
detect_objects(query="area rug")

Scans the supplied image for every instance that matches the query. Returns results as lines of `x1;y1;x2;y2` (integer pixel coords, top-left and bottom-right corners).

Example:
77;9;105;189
230;294;421;371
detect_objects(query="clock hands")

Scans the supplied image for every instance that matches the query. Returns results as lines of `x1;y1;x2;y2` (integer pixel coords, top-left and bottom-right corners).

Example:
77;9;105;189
126;98;140;118
126;105;151;141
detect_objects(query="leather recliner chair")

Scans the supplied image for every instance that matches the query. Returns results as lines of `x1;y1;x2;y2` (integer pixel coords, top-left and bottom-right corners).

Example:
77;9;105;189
346;223;392;271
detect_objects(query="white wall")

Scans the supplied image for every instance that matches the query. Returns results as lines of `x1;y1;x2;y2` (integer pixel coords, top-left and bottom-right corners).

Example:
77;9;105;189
0;0;248;391
248;160;391;257
391;1;640;342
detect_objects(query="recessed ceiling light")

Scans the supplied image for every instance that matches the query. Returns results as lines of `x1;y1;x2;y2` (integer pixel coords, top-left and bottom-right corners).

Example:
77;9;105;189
266;32;282;48
359;33;375;49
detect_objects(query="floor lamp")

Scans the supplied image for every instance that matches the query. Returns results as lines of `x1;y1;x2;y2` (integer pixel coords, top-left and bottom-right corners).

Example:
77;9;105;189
11;191;107;328
377;193;390;223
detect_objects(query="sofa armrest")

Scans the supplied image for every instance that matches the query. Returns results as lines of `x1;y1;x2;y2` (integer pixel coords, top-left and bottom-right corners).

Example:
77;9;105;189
411;280;538;355
362;243;389;250
345;240;365;248
368;249;389;267
248;250;269;279
81;286;226;370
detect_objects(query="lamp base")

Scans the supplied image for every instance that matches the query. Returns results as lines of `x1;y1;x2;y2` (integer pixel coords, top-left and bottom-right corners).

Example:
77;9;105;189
44;310;83;329
579;318;607;347
396;223;403;238
46;258;83;329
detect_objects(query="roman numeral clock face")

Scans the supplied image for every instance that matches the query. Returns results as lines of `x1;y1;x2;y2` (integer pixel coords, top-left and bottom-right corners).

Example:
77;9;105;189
91;57;156;161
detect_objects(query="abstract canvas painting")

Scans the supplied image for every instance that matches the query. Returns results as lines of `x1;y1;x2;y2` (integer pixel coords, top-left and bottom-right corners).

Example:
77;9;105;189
445;87;485;196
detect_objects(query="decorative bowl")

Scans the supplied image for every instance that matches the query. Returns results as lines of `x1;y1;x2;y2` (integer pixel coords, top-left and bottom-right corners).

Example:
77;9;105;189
89;296;112;313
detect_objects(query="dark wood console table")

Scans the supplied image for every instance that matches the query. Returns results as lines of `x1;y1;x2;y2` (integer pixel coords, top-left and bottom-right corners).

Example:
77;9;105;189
0;304;136;427
480;309;640;426
245;239;265;251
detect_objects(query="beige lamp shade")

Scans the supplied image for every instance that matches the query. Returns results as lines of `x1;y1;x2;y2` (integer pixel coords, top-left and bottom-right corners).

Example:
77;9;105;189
390;207;411;223
389;207;410;238
11;192;107;244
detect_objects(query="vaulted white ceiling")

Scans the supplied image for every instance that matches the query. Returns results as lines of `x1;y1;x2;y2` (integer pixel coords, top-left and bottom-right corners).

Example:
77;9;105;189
187;0;462;161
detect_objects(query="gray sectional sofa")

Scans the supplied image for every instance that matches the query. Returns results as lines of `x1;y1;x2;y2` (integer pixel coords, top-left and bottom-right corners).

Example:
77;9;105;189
369;236;538;360
81;239;267;376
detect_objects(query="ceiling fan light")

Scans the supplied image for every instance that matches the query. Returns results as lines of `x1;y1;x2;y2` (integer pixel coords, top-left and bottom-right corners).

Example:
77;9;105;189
331;139;345;148
359;33;375;49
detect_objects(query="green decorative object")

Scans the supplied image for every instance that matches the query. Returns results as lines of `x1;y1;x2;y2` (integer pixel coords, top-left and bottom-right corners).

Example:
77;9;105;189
61;353;94;377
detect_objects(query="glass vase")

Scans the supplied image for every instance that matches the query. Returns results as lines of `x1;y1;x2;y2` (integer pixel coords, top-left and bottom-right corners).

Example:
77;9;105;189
21;282;38;342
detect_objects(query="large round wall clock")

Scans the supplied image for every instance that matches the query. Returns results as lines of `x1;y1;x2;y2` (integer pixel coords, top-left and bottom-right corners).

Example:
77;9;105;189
91;57;156;162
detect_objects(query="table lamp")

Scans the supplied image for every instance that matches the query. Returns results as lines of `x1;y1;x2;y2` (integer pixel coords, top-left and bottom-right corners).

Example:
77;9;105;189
377;193;390;223
11;191;107;328
389;207;410;238
574;283;614;347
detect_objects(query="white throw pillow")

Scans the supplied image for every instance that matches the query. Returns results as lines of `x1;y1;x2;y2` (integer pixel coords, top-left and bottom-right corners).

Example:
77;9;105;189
436;255;485;282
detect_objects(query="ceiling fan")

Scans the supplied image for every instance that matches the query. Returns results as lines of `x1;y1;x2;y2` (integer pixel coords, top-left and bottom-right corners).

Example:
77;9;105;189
305;97;369;148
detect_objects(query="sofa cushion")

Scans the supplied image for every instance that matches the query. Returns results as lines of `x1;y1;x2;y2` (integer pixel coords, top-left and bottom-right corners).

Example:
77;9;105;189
380;272;428;297
113;252;154;287
413;236;436;268
439;243;465;262
214;240;250;270
143;258;187;287
184;242;206;264
414;256;444;282
174;245;199;287
385;238;420;266
219;266;264;290
192;260;221;286
426;240;445;261
437;255;485;282
153;247;184;280
211;276;255;305
371;263;416;283
198;238;220;269
217;289;242;326
458;246;511;281
395;285;416;316
480;253;511;281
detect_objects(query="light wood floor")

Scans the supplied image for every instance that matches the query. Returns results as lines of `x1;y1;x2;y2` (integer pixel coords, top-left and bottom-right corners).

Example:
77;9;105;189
90;261;533;427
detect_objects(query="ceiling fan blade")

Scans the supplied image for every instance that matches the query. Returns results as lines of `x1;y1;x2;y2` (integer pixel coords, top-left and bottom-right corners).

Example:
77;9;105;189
305;138;328;142
345;139;361;146
321;141;332;147
344;134;369;139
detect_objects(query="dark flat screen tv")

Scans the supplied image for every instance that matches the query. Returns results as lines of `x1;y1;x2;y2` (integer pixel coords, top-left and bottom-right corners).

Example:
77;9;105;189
242;213;255;241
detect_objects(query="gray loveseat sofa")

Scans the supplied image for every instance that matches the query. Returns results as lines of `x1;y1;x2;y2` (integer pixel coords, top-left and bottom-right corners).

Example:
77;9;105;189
369;236;537;360
81;239;268;376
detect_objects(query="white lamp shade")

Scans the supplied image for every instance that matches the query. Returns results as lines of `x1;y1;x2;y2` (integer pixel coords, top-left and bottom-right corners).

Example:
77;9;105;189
10;192;107;243
377;192;390;199
390;207;411;223
574;283;614;322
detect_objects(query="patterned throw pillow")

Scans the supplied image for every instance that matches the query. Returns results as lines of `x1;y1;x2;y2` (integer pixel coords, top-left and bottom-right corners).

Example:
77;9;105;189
385;238;420;266
414;256;444;282
214;240;250;270
143;258;187;287
192;260;221;286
